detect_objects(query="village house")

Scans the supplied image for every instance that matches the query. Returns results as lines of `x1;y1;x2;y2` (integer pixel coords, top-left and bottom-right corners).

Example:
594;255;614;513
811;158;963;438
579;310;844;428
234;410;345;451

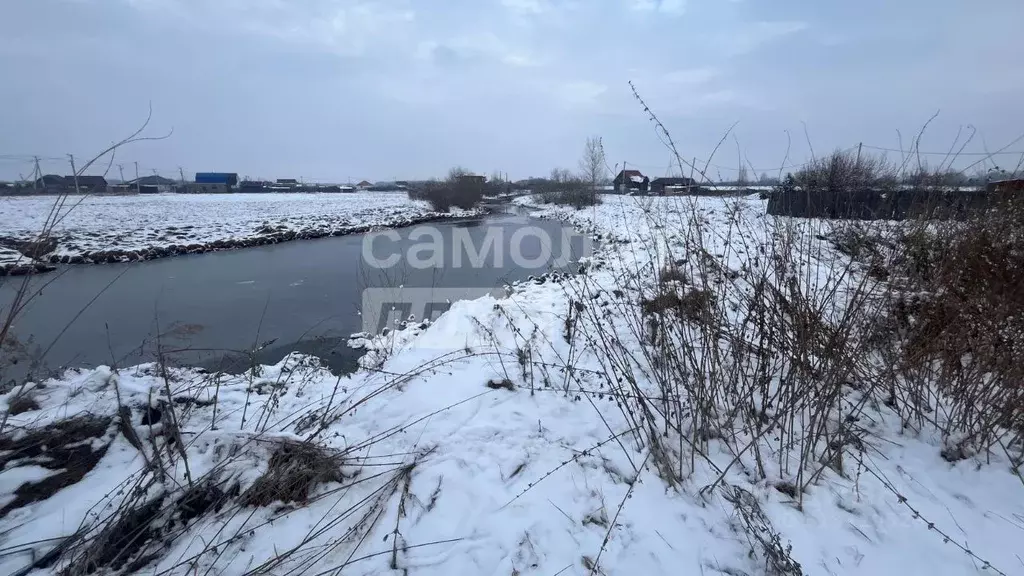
612;169;649;194
190;172;238;193
33;175;108;194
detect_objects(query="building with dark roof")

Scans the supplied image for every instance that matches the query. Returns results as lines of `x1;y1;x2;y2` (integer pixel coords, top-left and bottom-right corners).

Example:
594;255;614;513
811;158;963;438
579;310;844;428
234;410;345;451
33;175;108;193
650;177;696;195
613;170;648;193
987;177;1024;195
129;175;178;186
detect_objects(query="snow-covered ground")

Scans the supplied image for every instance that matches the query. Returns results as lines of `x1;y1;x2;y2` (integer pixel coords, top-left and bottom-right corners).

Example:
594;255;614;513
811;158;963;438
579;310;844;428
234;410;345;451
0;247;48;276
0;192;473;269
2;195;1022;575
0;247;28;268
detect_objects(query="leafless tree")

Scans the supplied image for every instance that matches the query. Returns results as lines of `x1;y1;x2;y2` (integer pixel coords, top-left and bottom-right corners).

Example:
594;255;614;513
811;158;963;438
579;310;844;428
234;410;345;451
578;136;606;200
448;166;471;181
550;167;574;184
737;166;749;186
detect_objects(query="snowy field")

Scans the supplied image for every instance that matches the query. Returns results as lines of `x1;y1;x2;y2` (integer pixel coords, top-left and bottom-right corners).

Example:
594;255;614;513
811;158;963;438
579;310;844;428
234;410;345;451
1;195;1022;575
0;192;470;270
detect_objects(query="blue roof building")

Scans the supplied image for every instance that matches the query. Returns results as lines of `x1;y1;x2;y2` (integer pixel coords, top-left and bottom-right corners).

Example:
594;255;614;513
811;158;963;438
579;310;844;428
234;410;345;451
194;172;238;186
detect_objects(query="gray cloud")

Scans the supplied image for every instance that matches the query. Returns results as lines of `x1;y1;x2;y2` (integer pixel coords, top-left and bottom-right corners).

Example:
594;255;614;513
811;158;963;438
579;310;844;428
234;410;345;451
0;0;1021;181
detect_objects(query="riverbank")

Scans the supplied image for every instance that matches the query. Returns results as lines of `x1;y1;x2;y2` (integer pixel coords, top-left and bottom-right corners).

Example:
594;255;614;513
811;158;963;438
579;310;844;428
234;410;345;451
0;192;481;275
1;195;1021;576
0;214;588;379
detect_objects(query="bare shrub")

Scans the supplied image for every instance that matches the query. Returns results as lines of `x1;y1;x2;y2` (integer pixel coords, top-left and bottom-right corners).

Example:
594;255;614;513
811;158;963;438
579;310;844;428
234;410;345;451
552;163;1021;507
407;166;485;212
879;197;1024;454
535;168;601;208
794;149;898;194
552;193;890;499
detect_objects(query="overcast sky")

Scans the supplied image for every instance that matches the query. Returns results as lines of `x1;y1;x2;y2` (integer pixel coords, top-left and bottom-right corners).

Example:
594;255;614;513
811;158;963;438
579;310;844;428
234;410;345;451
1;0;1022;182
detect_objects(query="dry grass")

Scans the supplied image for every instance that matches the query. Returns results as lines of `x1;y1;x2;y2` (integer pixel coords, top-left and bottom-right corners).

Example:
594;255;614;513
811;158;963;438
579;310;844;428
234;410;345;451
507;89;1024;572
5;393;40;415
532;185;1021;573
869;197;1024;460
240;439;347;507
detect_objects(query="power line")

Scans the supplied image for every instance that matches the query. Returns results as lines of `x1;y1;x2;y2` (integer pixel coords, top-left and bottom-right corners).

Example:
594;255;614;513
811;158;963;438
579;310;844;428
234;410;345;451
617;140;1024;176
0;154;65;161
860;144;1024;156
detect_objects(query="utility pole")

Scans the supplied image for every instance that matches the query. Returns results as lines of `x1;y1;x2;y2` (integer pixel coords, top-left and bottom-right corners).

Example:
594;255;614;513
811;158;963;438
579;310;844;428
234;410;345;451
32;156;41;189
118;164;125;185
68;154;79;193
134;161;140;194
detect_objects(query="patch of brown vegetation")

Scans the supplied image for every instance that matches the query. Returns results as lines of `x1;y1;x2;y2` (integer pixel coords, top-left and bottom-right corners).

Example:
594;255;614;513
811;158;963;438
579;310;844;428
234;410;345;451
6;393;40;415
0;415;114;518
641;288;715;323
66;495;167;575
240;440;345;507
486;378;516;391
884;199;1024;448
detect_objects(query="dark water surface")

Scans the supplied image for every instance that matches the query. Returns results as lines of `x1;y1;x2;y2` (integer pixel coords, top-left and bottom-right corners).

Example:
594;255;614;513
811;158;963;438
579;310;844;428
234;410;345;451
0;214;590;380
